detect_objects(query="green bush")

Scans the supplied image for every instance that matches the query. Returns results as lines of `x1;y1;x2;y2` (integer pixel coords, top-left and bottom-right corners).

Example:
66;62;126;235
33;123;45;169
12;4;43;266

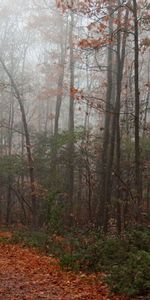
108;250;150;296
46;192;65;233
12;230;48;250
52;228;150;297
59;253;81;271
11;226;150;297
126;226;150;252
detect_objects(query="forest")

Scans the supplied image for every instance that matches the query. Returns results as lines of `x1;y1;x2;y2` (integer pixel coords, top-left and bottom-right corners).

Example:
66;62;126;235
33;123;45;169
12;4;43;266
0;0;149;298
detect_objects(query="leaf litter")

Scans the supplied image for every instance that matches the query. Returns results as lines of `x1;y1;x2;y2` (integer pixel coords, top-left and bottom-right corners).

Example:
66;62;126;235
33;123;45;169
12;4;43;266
0;235;138;300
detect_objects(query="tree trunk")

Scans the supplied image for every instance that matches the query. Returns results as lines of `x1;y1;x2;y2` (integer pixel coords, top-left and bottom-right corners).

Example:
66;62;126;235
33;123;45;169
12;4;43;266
103;7;129;232
6;85;14;225
133;0;142;212
0;57;37;228
97;9;113;228
68;10;75;206
54;21;67;135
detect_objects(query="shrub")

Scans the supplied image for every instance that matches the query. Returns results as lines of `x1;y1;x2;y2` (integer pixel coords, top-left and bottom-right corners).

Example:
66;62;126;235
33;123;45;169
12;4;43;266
12;230;48;250
126;226;150;252
108;250;150;296
11;226;150;297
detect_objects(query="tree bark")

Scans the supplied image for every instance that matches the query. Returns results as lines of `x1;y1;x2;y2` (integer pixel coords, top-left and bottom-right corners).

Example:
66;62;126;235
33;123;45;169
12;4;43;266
54;20;67;135
133;0;142;211
68;10;75;206
97;9;113;228
0;57;37;228
103;6;129;232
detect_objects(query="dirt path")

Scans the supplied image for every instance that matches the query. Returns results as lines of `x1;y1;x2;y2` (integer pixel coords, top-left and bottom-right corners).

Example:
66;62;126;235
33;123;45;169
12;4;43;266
0;242;120;300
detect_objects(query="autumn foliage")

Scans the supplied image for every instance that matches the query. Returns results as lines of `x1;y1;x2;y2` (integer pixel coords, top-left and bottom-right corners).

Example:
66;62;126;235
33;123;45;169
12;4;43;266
0;240;128;300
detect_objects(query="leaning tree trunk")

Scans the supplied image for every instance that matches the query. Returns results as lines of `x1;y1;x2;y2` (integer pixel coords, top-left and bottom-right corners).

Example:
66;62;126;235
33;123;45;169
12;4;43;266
0;57;37;228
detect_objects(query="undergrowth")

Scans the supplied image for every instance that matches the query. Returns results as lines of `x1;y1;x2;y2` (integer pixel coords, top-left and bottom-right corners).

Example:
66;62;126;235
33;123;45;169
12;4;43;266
6;226;150;298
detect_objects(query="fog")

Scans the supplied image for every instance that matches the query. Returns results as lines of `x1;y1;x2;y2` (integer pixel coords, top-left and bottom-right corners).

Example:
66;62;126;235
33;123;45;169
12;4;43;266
0;0;149;232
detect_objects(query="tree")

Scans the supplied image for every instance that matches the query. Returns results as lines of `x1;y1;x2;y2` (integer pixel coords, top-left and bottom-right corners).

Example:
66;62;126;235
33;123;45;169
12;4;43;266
0;58;37;228
67;8;75;207
133;0;142;214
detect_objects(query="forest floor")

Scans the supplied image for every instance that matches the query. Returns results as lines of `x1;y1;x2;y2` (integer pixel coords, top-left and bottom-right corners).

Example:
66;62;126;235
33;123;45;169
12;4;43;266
0;231;137;300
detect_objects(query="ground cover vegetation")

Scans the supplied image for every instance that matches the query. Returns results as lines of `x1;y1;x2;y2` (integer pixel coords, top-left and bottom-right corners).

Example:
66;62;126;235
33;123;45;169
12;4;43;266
9;224;149;297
